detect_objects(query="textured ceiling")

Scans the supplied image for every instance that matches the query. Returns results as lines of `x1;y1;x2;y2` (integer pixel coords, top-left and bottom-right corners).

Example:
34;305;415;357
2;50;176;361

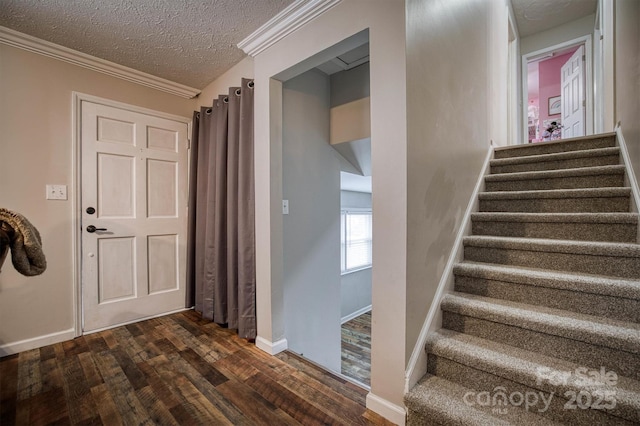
511;0;597;38
0;0;294;89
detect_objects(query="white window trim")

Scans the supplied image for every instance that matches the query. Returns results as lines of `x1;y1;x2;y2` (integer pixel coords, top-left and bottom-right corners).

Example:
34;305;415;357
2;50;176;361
341;208;372;275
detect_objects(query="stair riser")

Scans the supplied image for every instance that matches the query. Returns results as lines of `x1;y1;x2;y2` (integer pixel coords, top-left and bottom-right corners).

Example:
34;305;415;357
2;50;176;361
494;137;616;159
471;220;637;243
491;154;620;174
484;174;624;192
479;197;630;213
454;275;640;323
442;312;639;381
427;354;637;425
464;245;640;279
407;412;451;426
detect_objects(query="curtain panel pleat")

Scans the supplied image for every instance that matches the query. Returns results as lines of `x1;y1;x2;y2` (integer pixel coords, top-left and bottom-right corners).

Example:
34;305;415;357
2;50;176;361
186;79;256;339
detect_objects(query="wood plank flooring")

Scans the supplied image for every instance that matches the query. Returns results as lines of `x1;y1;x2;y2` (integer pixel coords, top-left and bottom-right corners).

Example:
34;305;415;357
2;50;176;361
341;312;371;386
0;310;394;426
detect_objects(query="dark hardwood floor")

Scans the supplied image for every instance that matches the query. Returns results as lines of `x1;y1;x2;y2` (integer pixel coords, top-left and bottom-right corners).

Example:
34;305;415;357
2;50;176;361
0;310;393;426
341;312;371;387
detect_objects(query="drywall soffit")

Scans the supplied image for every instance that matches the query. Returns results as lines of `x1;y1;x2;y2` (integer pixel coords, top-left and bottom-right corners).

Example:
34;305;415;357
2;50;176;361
237;0;342;57
0;25;201;99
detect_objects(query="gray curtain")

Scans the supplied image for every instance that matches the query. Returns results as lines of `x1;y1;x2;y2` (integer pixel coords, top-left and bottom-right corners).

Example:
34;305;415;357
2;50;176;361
186;78;256;339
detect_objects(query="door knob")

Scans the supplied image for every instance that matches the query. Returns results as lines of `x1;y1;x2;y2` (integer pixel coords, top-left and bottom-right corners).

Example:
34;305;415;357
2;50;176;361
86;225;107;233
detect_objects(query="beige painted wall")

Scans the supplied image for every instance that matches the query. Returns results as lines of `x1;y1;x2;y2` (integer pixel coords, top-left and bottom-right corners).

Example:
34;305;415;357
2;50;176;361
251;0;407;414
405;0;509;366
0;45;194;351
615;0;640;185
196;57;254;108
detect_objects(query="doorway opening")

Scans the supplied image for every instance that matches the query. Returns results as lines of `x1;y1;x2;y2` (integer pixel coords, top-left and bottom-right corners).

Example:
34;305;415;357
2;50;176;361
522;35;593;144
279;33;372;388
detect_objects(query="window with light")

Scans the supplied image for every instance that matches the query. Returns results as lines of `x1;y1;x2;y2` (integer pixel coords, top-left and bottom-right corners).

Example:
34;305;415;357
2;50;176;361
341;210;372;273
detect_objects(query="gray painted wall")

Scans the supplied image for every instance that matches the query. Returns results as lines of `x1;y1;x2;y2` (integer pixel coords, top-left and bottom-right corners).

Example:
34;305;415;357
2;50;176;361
330;62;370;107
282;69;342;372
340;190;373;320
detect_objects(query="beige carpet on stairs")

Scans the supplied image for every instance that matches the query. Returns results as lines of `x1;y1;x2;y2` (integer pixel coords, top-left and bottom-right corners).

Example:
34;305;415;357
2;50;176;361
405;133;640;425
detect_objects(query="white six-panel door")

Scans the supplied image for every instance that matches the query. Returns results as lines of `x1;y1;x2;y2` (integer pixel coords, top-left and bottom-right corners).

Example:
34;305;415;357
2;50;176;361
561;45;585;139
81;101;188;332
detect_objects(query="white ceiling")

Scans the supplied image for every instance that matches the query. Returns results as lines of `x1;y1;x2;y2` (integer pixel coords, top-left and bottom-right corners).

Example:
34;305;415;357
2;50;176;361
0;0;294;89
511;0;597;38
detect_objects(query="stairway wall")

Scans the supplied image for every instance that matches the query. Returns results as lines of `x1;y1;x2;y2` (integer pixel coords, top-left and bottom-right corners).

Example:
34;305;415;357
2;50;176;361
405;0;510;365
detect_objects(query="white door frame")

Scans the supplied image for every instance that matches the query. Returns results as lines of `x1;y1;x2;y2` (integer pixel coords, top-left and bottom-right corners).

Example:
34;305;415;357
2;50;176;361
598;0;616;132
593;3;605;134
71;92;191;336
507;0;520;145
521;35;593;144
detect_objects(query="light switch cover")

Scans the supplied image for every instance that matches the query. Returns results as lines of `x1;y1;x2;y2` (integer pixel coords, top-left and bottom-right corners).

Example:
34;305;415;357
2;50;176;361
46;184;67;200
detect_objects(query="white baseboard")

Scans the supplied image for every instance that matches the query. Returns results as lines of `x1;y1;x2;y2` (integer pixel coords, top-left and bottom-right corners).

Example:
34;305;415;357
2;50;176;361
0;328;76;356
341;304;372;324
256;336;288;355
366;392;406;425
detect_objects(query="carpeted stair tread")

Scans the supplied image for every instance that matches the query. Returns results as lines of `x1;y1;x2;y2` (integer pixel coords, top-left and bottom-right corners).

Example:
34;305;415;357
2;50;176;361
470;212;638;242
441;292;640;354
405;374;561;426
454;262;640;322
453;262;640;301
484;165;625;191
478;188;631;213
427;329;640;424
478;187;631;201
486;165;625;183
487;164;625;184
470;212;638;224
463;235;640;259
494;134;616;159
490;147;621;174
464;235;640;278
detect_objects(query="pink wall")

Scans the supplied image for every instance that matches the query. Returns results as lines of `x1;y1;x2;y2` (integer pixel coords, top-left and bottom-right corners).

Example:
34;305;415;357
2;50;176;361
538;47;578;136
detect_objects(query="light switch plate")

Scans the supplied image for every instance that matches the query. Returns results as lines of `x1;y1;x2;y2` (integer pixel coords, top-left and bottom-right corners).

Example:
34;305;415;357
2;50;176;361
282;199;289;215
46;184;67;200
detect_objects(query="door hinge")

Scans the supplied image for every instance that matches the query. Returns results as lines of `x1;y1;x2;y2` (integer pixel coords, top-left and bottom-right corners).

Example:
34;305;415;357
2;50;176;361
600;35;604;40
582;55;586;61
583;100;586;107
186;139;191;150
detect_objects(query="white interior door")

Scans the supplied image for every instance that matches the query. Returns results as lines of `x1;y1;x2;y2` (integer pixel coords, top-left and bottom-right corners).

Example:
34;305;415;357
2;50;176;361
561;45;585;138
81;101;188;332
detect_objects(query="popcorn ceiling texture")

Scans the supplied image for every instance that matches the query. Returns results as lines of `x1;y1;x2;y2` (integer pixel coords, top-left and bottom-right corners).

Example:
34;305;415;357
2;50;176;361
0;0;294;88
510;0;597;38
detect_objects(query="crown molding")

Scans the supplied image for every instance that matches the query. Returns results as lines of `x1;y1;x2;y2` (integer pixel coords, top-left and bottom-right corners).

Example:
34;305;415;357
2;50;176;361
238;0;342;57
0;26;200;99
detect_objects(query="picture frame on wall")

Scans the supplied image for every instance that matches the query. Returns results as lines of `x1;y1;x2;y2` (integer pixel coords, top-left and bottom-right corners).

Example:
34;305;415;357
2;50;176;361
548;96;561;115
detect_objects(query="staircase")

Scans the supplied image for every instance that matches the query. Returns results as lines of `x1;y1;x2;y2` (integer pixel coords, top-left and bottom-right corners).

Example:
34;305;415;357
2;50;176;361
405;133;640;425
